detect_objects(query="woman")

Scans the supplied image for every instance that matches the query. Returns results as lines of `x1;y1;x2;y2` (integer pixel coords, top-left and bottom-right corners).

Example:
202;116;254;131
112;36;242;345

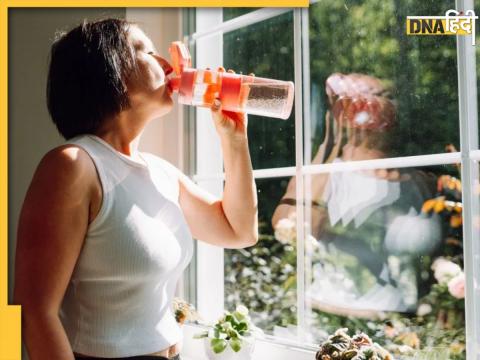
272;73;439;317
13;19;258;360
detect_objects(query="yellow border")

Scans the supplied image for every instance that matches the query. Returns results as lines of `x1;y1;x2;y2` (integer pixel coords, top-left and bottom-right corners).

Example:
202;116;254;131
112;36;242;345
5;0;308;6
0;1;307;359
0;2;22;359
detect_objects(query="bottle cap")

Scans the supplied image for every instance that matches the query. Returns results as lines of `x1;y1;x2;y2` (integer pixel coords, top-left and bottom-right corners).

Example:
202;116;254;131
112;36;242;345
169;41;192;76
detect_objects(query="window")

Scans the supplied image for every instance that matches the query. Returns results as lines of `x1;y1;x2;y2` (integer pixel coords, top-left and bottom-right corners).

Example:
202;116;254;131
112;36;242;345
186;2;478;358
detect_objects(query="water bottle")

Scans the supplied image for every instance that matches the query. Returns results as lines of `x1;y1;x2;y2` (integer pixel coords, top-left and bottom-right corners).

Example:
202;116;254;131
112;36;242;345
167;41;294;120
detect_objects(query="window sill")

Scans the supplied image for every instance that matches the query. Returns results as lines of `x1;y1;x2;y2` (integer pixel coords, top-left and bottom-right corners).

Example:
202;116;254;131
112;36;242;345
180;323;317;360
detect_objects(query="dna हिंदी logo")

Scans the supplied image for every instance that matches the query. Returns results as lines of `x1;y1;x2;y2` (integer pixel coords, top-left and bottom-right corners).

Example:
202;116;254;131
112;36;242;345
406;9;478;45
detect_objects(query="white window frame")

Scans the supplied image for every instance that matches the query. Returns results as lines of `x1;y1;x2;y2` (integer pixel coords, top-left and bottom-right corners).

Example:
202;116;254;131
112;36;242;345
187;2;480;358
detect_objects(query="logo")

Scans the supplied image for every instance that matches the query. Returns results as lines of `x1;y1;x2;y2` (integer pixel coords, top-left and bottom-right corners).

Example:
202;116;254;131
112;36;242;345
406;10;478;45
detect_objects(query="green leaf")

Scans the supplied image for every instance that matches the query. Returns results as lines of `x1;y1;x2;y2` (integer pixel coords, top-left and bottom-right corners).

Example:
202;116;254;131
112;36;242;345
226;329;237;339
226;314;240;327
211;338;228;354
230;337;242;352
237;322;248;332
284;274;296;291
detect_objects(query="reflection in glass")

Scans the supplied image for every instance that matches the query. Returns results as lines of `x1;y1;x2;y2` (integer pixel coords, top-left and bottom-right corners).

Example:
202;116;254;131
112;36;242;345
313;73;397;165
305;167;440;313
223;12;295;169
273;164;465;357
308;0;459;161
272;65;465;356
224;177;297;333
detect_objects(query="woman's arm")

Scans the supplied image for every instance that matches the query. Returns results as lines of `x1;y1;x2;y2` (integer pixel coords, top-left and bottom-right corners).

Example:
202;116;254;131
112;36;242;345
13;146;99;359
271;172;330;236
178;104;258;250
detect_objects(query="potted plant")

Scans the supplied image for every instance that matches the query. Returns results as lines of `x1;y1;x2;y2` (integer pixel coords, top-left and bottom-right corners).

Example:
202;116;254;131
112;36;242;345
315;328;395;360
194;305;263;360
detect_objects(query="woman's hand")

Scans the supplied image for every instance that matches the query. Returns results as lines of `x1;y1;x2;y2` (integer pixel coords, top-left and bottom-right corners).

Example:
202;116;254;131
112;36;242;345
210;68;250;143
211;99;248;142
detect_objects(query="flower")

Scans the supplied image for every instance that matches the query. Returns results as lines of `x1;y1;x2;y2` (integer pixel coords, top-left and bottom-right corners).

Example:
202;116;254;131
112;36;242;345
235;304;249;316
416;303;432;317
431;257;462;284
449;342;466;355
448;273;465;299
396;332;420;349
384;324;396;339
274;213;296;244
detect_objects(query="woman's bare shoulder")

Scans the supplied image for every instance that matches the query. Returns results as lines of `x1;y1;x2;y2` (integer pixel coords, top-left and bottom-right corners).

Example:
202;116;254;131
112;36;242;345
32;144;99;192
40;144;96;174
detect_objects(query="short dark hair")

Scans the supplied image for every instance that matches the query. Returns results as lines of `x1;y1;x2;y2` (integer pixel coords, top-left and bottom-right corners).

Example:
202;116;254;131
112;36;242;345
47;18;136;139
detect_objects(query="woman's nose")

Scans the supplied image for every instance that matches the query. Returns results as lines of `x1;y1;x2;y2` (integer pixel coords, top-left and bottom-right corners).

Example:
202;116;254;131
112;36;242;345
155;56;173;76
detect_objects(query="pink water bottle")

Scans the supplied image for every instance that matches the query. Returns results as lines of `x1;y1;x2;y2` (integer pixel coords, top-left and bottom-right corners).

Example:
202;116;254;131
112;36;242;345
167;41;294;120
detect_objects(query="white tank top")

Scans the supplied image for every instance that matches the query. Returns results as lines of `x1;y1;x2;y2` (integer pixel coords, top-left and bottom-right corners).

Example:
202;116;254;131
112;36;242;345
58;134;194;357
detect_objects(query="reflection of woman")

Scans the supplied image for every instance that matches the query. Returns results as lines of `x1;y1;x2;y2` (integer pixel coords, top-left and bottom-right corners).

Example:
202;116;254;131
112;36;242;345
13;19;258;359
272;73;440;316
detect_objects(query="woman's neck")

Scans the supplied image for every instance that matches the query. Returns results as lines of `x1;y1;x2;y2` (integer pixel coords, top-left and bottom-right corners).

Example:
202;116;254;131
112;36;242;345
341;142;385;162
94;108;150;156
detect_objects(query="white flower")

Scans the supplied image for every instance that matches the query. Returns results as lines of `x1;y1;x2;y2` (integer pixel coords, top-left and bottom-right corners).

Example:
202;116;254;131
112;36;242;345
416;303;432;317
431;257;462;284
236;304;249;316
274;213;296;244
306;235;319;252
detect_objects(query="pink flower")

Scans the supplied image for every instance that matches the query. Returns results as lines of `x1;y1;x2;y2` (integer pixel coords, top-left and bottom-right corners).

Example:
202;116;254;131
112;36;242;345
448;273;465;299
432;257;462;284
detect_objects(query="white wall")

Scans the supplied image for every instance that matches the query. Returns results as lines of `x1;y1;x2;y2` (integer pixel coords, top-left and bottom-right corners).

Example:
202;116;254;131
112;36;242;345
126;8;185;169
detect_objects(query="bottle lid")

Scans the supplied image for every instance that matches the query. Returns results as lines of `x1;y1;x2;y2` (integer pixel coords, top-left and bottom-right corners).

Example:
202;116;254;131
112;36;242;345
169;41;192;76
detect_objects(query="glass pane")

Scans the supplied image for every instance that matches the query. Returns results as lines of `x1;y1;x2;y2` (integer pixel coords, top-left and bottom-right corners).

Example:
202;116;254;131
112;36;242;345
223;8;260;21
307;0;459;164
224;177;297;333
223;12;295;170
272;164;465;357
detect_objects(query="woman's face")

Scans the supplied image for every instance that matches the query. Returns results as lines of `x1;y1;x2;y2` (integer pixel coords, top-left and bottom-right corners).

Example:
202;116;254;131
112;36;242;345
126;26;174;118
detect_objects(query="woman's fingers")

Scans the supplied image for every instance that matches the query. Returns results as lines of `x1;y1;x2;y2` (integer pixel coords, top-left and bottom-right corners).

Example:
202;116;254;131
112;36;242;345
211;98;221;112
222;110;244;123
212;67;255;76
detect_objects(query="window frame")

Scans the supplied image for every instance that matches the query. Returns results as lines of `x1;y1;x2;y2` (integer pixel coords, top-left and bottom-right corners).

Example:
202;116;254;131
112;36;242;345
186;2;479;357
